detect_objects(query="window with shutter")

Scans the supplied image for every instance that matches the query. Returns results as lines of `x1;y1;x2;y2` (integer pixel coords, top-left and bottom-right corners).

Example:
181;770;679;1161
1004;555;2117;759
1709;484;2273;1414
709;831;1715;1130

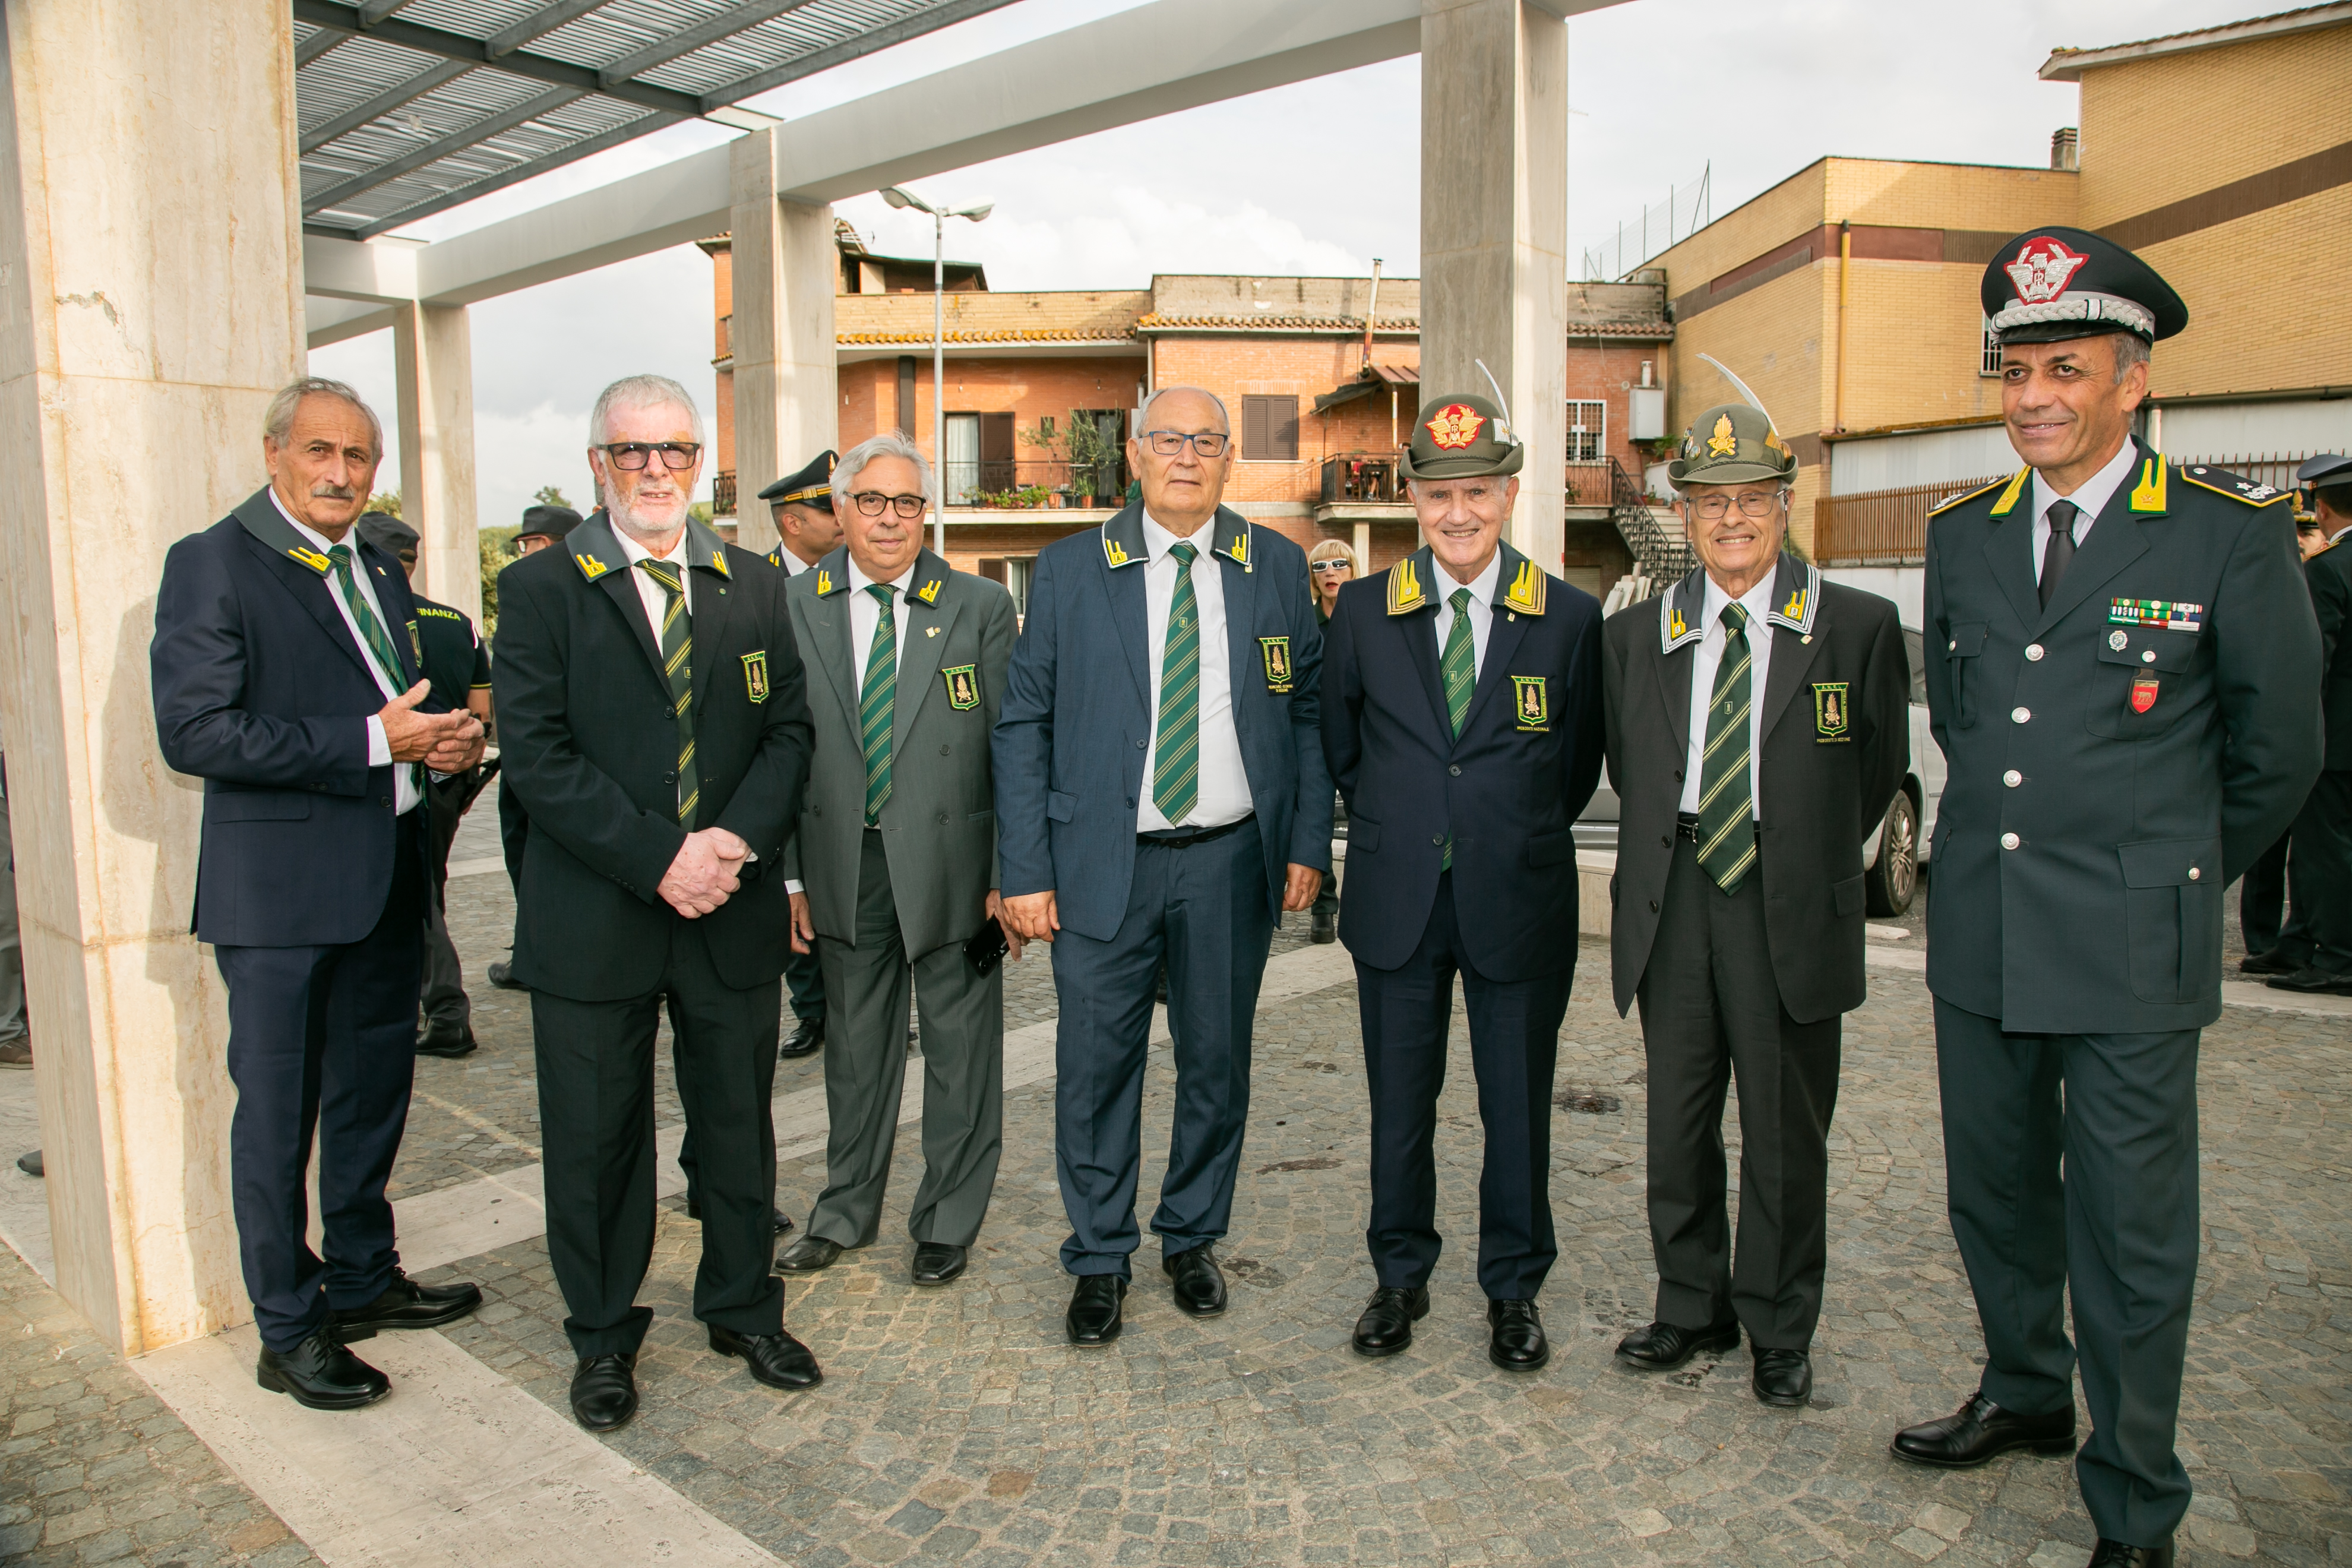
1243;395;1300;462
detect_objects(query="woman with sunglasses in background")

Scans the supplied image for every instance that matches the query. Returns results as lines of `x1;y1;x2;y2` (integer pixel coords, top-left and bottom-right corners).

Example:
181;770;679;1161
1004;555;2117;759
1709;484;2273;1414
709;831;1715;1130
1306;540;1359;944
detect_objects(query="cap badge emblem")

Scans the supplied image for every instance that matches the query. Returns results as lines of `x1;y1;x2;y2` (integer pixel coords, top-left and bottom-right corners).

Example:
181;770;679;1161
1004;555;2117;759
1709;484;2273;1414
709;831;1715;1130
2004;236;2089;304
1425;404;1485;450
1707;413;1738;459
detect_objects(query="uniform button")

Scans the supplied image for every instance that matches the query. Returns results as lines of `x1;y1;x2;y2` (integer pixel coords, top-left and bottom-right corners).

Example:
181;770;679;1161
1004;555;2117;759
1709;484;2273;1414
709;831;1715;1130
380;796;392;808
664;771;678;785
2003;769;2021;788
2001;832;2020;850
937;812;949;825
1948;639;1957;651
2011;706;2031;724
940;744;951;755
2188;866;2201;880
2025;643;2044;661
2142;650;2155;663
1448;765;1461;776
1649;899;1659;913
1661;836;1671;848
1431;834;1445;846
1135;738;1146;750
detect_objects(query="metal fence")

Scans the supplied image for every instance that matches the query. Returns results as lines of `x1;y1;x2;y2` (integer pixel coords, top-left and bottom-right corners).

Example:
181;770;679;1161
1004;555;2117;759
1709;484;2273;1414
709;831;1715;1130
941;459;1127;508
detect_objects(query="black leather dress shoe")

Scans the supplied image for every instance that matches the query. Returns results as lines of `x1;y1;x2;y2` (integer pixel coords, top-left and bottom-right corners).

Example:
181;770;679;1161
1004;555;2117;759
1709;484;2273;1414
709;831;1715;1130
777;1234;842;1272
1752;1347;1813;1407
709;1325;823;1390
682;1197;795;1235
1616;1319;1741;1370
2086;1541;2173;1567
1351;1285;1430;1358
328;1269;483;1338
1310;907;1336;944
2239;949;2295;975
911;1242;967;1285
257;1329;391;1410
1487;1299;1549;1371
2269;965;2352;994
779;1017;824;1058
570;1352;637;1431
1891;1390;2076;1468
1164;1245;1226;1317
1066;1275;1127;1345
415;1025;478;1059
485;960;527;991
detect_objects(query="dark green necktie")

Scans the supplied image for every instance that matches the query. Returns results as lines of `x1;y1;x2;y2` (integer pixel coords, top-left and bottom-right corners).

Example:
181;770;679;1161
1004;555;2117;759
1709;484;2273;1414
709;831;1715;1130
1696;602;1757;892
1439;586;1476;870
636;558;698;823
327;544;422;796
1152;540;1202;823
860;582;897;825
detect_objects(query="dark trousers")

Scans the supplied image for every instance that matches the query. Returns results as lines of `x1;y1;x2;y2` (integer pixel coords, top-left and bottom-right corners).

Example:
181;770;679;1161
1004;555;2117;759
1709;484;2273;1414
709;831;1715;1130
1356;872;1566;1301
1636;837;1841;1349
1051;817;1271;1278
2238;829;2290;957
2274;770;2351;975
214;810;426;1353
418;776;471;1034
785;941;826;1026
1934;997;2198;1548
532;922;785;1358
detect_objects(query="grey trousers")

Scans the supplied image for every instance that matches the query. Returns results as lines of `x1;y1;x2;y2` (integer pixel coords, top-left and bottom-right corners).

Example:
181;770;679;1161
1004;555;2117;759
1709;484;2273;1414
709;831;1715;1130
419;890;471;1034
805;830;1002;1249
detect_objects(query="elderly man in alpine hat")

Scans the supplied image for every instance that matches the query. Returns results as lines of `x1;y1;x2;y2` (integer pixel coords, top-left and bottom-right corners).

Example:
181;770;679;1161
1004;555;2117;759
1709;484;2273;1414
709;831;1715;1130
1894;227;2321;1568
1320;391;1604;1373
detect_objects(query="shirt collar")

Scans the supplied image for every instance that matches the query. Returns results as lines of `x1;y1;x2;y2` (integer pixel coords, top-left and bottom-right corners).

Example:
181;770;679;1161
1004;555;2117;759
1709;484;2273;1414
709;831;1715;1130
1701;568;1779;633
1433;548;1504;611
2034;437;2141;529
611;522;687;570
268;486;346;558
1142;509;1216;562
846;552;919;597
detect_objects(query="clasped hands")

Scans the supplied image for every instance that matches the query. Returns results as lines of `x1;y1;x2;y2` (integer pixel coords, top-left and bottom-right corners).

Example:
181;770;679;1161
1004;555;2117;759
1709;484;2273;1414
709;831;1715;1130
660;827;752;918
378;681;485;773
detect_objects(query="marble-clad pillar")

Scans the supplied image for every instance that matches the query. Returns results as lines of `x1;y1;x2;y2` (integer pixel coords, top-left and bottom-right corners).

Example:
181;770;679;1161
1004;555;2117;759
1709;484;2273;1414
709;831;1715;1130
729;126;838;557
0;0;303;1351
394;302;480;621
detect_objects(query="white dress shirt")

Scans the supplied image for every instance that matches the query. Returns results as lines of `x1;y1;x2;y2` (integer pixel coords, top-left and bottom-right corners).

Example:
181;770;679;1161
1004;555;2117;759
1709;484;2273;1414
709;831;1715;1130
1428;549;1505;681
1137;511;1252;832
270;489;421;815
2029;437;2139;583
1678;571;1781;819
846;555;917;690
612;522;696;634
773;546;813;577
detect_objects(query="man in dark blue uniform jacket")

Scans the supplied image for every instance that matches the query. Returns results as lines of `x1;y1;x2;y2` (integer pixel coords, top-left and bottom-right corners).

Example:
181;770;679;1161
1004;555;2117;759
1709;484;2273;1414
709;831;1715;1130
1320;391;1604;1373
1892;230;2321;1568
151;378;486;1410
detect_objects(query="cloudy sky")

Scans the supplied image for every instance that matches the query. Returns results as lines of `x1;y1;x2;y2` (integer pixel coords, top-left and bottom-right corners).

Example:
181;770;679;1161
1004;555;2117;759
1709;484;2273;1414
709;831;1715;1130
309;0;2261;527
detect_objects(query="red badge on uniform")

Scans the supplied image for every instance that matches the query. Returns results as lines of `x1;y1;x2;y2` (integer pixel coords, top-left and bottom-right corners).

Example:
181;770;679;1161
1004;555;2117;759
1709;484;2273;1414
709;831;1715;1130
2130;674;2160;714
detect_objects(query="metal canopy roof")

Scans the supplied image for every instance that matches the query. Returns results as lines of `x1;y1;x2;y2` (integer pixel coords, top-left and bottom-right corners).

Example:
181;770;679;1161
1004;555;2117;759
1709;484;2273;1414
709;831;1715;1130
293;0;1019;242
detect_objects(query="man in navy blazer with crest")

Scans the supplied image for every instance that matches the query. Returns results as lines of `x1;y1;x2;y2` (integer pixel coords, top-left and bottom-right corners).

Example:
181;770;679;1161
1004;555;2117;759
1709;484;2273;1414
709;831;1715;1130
995;386;1330;1346
1320;392;1604;1373
152;380;486;1411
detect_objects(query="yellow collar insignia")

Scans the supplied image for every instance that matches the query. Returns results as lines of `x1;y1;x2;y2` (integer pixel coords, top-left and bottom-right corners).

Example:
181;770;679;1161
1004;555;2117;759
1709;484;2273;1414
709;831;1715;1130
1226;530;1248;565
1104;535;1130;567
1782;586;1807;621
815;569;833;595
916;577;943;605
1670;607;1687;638
1988;467;2032;518
287;546;332;574
577;552;610;580
2129;457;2167;514
1386;555;1427;615
1502;559;1547;615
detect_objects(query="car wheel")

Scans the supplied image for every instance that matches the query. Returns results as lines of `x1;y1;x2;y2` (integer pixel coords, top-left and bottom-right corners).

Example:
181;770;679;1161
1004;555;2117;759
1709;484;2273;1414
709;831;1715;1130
1864;789;1918;918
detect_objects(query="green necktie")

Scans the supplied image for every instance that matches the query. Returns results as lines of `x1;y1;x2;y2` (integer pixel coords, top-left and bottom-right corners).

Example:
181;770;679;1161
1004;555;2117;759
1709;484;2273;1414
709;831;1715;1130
1151;540;1202;823
327;544;422;796
860;581;897;825
1439;586;1476;870
636;558;698;823
1696;602;1757;893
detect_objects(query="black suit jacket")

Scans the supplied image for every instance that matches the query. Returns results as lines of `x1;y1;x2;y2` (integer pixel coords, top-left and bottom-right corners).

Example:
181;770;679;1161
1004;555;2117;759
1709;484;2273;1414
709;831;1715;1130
492;511;814;1001
1602;555;1909;1024
2307;534;2352;770
153;489;439;948
1321;542;1604;981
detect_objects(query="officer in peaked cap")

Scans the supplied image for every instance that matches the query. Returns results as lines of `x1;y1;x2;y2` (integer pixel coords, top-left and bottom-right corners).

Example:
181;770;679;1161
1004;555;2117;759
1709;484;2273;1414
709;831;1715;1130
1894;227;2321;1568
758;450;843;582
1320;391;1604;1374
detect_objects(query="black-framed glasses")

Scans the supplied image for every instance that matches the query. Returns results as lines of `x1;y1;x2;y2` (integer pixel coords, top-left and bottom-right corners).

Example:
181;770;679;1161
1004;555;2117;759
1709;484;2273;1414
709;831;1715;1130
850;491;927;519
1688;492;1784;520
598;441;701;472
1310;559;1353;573
1143;430;1230;458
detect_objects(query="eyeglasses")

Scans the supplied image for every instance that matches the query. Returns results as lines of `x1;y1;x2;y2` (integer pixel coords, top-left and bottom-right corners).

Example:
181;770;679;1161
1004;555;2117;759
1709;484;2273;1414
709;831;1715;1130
1142;430;1230;458
850;491;927;519
1310;559;1353;573
1687;492;1784;520
598;442;701;472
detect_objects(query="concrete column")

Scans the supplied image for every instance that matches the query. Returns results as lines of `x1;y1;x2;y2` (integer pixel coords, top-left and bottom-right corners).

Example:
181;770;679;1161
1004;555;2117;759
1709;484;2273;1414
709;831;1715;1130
1419;0;1569;569
0;0;303;1351
392;302;479;621
728;127;838;557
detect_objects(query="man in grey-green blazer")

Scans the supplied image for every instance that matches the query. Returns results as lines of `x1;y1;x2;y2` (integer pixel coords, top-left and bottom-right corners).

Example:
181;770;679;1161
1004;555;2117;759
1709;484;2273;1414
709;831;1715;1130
775;434;1019;1287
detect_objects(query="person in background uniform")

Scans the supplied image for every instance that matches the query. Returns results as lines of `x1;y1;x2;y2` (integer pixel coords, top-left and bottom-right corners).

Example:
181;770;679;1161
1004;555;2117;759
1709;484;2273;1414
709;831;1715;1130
1602;404;1908;1407
1320;393;1603;1373
773;434;1017;1286
2260;454;2352;995
150;378;488;1410
355;512;494;1058
995;385;1330;1347
2239;491;2334;969
494;374;819;1432
488;502;583;993
1895;229;2321;1568
757;450;841;1059
1305;539;1358;945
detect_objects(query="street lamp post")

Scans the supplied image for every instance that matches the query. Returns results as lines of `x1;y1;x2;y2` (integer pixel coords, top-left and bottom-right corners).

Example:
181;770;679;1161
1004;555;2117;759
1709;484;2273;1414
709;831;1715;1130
881;185;992;558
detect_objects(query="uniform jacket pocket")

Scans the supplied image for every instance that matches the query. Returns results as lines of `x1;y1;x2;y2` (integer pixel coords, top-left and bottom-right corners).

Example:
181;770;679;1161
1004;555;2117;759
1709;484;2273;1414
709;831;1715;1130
1349;814;1381;855
2118;836;2223;1004
1045;790;1077;823
2088;628;2201;739
1832;873;1866;918
1943;622;1986;728
1526;829;1577;868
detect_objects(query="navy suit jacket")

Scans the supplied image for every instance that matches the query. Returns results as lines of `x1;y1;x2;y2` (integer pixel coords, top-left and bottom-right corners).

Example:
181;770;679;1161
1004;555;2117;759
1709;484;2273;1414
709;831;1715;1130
994;504;1333;941
152;488;440;949
1322;542;1605;980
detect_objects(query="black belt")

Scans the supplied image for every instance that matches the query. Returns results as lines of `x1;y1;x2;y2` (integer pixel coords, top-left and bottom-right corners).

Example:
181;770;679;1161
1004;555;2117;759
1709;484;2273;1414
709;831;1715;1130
1139;813;1253;849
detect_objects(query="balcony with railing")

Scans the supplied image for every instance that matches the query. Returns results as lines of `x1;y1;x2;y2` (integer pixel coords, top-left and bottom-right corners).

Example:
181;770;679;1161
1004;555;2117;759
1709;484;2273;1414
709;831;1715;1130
713;469;738;518
940;458;1128;510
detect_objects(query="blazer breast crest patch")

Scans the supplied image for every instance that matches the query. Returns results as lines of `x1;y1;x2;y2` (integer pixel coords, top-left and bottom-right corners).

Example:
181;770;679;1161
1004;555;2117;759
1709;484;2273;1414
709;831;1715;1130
1259;636;1294;693
1512;675;1549;731
742;650;770;703
1812;682;1850;741
942;663;980;710
406;620;422;664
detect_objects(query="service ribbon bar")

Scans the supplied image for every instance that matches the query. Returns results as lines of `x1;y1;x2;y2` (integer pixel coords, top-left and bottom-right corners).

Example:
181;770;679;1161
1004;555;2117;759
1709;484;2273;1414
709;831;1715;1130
2108;598;2204;631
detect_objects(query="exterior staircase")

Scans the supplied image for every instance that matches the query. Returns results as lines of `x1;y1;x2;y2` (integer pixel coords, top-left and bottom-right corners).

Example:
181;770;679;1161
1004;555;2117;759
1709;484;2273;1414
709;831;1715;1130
1604;456;1694;581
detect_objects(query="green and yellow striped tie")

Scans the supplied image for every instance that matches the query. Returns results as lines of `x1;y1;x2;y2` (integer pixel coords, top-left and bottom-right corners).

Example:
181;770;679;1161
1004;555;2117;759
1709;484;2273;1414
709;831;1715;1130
1439;586;1476;870
327;544;422;795
1696;602;1757;893
636;558;698;823
860;582;897;825
1151;540;1202;823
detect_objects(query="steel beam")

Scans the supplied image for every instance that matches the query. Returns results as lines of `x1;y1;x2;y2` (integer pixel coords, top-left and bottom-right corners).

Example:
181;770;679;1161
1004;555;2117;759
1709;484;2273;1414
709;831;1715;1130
289;0;703;118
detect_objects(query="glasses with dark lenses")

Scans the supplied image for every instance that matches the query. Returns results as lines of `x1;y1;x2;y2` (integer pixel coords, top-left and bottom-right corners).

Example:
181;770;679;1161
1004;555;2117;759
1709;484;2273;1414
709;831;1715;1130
599;441;701;472
1310;559;1353;573
1144;431;1230;458
851;491;928;519
1689;492;1783;520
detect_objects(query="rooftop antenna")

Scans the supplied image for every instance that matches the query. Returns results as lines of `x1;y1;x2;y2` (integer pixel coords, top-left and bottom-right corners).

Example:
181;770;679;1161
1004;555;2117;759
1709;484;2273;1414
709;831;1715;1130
1697;352;1777;431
